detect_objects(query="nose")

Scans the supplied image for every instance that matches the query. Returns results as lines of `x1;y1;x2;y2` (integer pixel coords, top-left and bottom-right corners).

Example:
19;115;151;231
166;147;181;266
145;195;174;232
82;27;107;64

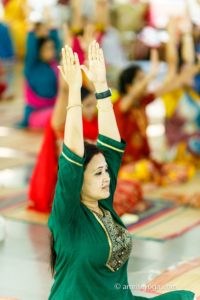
103;172;110;184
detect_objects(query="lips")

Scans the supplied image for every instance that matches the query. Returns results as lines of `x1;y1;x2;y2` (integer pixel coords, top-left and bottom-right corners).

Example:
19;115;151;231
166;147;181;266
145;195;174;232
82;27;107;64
102;185;109;190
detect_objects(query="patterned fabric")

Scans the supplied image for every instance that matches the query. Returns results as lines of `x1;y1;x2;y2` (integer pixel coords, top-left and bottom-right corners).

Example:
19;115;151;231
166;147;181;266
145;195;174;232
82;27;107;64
93;208;132;272
114;94;155;163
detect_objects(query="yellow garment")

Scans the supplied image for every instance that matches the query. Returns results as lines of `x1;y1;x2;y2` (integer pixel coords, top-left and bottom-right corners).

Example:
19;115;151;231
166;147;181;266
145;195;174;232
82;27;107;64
3;0;27;58
162;89;183;118
162;88;200;118
111;89;119;104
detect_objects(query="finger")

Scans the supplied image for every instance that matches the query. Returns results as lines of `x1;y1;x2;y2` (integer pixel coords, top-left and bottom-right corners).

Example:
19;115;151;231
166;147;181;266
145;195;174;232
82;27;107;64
65;45;72;65
74;52;80;66
99;48;105;63
91;40;96;60
95;42;100;61
68;46;75;64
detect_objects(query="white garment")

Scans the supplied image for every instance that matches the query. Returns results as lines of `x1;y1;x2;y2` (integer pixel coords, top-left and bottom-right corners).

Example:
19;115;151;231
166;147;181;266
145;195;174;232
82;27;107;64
101;27;128;69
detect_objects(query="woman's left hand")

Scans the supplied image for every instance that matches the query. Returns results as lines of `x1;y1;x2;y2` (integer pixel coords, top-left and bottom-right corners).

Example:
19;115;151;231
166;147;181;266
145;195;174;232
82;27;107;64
81;41;107;88
58;45;82;89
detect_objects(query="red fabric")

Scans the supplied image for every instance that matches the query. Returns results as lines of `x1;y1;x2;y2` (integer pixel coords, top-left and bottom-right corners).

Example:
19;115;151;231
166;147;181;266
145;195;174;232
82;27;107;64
83;116;98;141
114;94;155;164
28;119;58;213
0;83;6;97
72;33;103;65
28;115;98;213
113;179;143;216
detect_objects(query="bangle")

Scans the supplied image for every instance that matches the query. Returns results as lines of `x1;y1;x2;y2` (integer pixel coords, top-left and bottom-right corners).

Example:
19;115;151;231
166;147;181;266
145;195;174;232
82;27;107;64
95;88;112;100
96;102;113;112
66;104;82;111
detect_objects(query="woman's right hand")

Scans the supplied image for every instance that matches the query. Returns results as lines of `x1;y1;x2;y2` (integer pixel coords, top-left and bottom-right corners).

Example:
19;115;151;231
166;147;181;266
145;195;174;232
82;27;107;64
81;41;108;92
58;45;82;89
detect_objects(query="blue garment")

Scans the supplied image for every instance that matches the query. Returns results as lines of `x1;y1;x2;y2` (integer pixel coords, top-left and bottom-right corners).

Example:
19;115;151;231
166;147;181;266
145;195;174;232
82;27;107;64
194;74;200;95
24;30;60;99
0;22;14;59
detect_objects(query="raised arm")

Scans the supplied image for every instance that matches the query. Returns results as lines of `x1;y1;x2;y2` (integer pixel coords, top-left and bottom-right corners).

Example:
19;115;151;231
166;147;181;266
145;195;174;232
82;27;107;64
58;46;84;157
165;19;179;79
24;31;39;73
119;49;159;113
82;41;120;142
51;75;68;131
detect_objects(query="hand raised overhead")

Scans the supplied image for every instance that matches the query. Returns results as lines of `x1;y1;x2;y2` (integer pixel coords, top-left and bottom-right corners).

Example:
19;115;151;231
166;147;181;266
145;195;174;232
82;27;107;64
58;45;82;89
81;41;107;86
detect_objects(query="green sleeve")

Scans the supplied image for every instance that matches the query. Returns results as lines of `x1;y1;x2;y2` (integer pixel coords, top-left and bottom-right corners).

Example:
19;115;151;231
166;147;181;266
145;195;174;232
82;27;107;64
50;143;85;230
97;134;126;207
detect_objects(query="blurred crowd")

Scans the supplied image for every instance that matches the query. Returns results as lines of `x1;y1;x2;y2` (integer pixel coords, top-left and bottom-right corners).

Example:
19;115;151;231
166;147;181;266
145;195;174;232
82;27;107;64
0;0;200;215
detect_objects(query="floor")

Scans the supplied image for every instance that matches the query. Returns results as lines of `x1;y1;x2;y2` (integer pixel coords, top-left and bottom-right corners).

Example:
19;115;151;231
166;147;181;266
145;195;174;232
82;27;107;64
0;64;200;300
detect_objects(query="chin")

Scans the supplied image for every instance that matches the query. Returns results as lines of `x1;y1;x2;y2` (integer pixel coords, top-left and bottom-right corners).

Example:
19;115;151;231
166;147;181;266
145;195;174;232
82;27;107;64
100;191;110;199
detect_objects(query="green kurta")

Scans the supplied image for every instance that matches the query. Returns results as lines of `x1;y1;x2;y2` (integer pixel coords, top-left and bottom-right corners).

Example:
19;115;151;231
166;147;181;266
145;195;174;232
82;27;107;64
48;134;195;300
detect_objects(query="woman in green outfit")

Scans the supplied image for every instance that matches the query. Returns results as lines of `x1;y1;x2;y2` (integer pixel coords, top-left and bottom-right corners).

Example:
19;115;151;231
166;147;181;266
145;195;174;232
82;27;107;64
48;41;196;300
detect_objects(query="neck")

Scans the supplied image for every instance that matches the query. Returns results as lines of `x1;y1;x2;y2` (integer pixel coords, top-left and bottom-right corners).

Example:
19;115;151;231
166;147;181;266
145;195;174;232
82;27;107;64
82;199;99;212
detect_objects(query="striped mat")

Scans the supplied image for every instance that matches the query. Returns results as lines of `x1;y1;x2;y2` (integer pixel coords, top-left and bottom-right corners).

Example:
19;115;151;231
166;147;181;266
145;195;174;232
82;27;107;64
128;206;200;241
144;257;200;299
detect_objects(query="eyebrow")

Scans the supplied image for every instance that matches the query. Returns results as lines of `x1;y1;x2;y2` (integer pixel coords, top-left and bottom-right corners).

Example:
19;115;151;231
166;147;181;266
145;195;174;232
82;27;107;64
94;165;108;172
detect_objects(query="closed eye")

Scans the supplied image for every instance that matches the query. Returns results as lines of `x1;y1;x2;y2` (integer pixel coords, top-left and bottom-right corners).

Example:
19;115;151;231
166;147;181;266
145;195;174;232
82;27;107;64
95;171;102;176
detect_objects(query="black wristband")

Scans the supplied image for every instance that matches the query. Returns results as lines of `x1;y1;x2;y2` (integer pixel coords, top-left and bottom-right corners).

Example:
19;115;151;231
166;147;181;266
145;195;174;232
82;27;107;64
95;89;112;100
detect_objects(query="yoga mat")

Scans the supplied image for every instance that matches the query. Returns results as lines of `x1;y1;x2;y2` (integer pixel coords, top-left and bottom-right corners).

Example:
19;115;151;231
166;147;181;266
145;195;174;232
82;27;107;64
0;127;42;154
127;206;200;241
144;257;200;299
0;188;48;225
144;175;200;203
1;201;49;225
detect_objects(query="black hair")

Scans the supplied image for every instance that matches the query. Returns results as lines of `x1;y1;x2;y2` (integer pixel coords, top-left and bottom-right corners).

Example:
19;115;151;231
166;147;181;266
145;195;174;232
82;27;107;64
38;37;54;53
118;65;142;95
81;86;92;102
50;142;103;275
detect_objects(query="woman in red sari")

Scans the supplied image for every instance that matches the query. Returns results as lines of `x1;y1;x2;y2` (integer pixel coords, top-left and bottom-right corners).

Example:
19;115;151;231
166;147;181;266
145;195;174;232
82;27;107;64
28;77;98;213
114;48;196;164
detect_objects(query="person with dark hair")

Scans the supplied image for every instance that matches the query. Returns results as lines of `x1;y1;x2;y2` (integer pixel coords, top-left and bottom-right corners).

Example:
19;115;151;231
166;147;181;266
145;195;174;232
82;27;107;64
114;52;160;164
114;36;200;164
28;74;98;213
17;22;61;128
48;41;195;300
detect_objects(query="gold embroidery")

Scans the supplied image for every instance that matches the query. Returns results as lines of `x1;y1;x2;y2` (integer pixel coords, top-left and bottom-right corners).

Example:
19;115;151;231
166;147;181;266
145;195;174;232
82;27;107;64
93;209;132;272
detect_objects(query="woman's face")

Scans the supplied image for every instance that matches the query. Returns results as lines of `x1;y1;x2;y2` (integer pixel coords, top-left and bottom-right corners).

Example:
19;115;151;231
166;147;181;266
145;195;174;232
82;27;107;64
126;69;145;93
81;153;110;201
82;94;97;121
132;69;145;85
40;40;55;62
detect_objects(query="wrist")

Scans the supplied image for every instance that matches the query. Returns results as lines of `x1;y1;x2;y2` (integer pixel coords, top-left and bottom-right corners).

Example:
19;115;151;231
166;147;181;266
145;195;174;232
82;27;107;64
68;86;81;103
94;82;108;93
68;85;81;92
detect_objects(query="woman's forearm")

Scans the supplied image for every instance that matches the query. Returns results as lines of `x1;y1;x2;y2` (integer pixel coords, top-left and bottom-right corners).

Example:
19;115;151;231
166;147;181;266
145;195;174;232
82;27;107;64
51;80;68;130
120;75;152;113
95;83;120;142
181;33;195;65
64;87;84;157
